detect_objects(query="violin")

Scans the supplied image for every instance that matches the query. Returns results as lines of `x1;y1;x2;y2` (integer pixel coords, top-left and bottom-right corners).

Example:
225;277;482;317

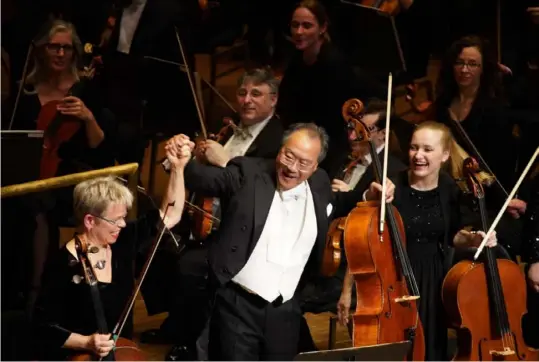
441;156;539;361
360;0;401;16
70;235;147;361
342;85;425;359
37;59;98;179
322;100;366;277
188;117;238;241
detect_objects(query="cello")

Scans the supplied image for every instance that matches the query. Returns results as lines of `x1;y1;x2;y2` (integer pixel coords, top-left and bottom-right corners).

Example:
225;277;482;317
70;201;178;361
70;234;146;361
442;150;539;361
341;76;425;360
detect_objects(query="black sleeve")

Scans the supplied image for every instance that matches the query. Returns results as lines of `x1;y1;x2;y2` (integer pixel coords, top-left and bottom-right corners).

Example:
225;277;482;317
31;250;74;352
184;157;245;197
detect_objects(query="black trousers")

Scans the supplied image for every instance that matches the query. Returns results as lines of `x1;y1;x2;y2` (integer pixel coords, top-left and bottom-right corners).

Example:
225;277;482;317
208;282;302;360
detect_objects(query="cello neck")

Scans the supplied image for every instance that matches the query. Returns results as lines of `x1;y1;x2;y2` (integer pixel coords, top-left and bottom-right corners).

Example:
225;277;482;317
369;139;420;297
476;193;513;341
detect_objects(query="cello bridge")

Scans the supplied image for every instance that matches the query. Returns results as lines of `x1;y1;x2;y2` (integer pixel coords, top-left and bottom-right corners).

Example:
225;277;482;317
490;348;515;356
394;295;420;303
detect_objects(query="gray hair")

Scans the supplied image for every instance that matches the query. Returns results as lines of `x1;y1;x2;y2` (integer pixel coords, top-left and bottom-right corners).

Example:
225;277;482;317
73;176;133;225
26;20;83;85
237;68;279;95
282;123;329;163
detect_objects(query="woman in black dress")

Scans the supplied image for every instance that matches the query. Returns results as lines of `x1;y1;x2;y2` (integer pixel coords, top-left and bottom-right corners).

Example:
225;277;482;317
337;121;498;360
276;0;384;174
433;35;537;258
30;139;191;360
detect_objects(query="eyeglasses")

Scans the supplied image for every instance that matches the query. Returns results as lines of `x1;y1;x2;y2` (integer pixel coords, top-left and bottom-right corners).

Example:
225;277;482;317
454;60;481;69
46;43;74;54
236;88;275;98
279;150;314;172
92;214;126;227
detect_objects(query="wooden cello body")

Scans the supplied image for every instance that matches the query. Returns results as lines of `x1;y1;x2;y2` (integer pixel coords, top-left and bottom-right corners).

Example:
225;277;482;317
344;200;425;361
442;257;538;361
442;157;539;361
341;98;425;360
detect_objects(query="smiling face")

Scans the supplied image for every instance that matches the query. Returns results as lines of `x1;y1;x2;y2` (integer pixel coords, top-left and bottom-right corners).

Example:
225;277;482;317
44;30;74;73
453;46;483;89
237;81;277;126
84;203;127;245
290;7;326;52
276;130;321;191
409;128;450;179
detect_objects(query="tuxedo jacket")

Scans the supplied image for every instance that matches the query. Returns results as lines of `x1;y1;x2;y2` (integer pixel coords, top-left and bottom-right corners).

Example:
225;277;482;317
218;115;285;159
184;157;334;286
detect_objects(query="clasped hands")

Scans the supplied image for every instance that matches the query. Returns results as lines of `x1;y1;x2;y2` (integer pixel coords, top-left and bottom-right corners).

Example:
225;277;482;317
164;134;195;169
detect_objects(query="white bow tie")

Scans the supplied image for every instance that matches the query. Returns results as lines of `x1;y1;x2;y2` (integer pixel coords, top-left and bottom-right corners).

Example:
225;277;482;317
280;184;306;201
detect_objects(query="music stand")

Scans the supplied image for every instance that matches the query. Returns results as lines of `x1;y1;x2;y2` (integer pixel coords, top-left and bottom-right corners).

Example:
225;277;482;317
1;130;43;187
334;0;406;78
294;341;411;361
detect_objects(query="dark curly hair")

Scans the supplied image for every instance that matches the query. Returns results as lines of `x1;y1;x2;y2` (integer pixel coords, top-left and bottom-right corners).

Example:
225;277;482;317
436;35;504;107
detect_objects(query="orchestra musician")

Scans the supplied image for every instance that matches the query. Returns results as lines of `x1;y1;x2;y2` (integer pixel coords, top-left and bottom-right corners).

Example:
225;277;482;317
433;35;537;257
297;98;407;352
337;121;498;360
141;68;285;360
172;123;335;360
277;0;385;174
30;139;190;360
1;19;116;317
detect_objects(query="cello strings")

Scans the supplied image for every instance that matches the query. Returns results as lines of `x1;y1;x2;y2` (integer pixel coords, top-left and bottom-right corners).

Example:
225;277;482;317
479;199;511;350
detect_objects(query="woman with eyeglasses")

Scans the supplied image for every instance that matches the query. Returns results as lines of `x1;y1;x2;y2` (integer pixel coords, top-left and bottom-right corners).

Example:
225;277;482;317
432;35;534;260
30;141;190;360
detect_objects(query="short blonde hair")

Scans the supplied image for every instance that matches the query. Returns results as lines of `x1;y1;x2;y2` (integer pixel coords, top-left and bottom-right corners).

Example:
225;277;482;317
73;176;133;225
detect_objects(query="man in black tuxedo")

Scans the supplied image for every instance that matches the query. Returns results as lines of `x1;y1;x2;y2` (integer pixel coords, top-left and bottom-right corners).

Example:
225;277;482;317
172;123;334;360
297;98;408;351
141;68;285;359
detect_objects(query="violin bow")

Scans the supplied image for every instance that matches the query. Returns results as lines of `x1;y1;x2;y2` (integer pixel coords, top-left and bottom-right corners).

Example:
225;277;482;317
109;202;175;345
474;146;538;260
379;73;393;235
173;26;208;139
8;41;35;130
115;176;181;248
451;117;509;198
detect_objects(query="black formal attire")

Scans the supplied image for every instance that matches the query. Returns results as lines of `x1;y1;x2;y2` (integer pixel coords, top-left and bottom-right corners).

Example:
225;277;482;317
30;210;160;360
521;176;539;349
297;149;407;352
141;117;284;358
434;98;534;257
277;42;385;173
183;157;334;360
391;170;465;361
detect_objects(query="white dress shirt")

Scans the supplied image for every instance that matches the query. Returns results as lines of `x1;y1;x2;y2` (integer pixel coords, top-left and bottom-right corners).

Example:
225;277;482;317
117;0;147;54
232;181;318;303
223;114;272;159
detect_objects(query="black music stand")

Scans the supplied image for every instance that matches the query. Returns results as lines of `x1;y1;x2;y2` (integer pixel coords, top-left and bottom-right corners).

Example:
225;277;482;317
1;130;43;186
334;0;406;79
294;341;411;361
